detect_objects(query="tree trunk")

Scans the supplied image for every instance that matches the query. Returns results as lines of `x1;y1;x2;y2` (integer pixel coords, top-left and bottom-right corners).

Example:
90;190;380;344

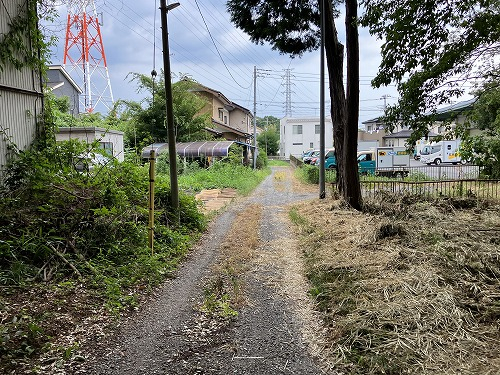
344;0;363;210
323;0;362;210
323;0;347;195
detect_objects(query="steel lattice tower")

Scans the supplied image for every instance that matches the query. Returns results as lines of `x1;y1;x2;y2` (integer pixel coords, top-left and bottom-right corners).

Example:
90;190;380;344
63;0;114;113
284;68;293;117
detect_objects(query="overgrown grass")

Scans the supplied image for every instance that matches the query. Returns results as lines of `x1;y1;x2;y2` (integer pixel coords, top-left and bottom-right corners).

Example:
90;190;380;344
0;142;206;370
0;139;271;370
268;159;289;167
295;164;337;184
291;196;500;374
178;162;269;195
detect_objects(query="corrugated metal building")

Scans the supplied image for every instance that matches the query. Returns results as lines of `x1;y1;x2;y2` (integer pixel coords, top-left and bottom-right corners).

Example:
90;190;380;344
0;0;44;175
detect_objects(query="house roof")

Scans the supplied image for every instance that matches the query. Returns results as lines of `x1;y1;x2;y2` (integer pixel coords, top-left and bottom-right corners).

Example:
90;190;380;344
211;119;251;137
365;98;477;125
48;65;83;94
362;117;385;124
57;126;123;136
432;98;476;121
186;78;252;116
383;129;438;139
185;79;232;105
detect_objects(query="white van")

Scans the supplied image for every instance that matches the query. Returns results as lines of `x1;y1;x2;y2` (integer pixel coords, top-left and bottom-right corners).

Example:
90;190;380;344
420;140;462;165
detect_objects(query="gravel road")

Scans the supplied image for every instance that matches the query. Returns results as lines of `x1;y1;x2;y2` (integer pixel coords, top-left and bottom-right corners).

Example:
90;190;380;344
76;166;325;375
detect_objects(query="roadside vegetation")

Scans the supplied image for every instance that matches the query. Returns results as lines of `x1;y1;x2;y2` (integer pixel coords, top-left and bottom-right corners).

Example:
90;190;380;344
290;193;500;374
0;123;269;372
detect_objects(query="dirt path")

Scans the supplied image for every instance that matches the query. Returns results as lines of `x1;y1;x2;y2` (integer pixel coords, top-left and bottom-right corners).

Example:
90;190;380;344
76;166;324;374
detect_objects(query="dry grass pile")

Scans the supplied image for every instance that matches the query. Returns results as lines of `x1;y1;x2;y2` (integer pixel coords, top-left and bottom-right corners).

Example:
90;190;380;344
291;195;500;374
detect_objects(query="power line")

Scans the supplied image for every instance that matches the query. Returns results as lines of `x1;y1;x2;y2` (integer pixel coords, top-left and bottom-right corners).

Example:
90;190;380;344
193;0;251;90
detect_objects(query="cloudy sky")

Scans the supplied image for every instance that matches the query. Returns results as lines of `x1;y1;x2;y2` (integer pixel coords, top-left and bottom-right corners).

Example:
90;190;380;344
47;0;401;126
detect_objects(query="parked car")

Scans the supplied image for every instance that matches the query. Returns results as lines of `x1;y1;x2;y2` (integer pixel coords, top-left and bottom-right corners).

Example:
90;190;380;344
75;152;111;171
303;150;320;164
313;148;336;169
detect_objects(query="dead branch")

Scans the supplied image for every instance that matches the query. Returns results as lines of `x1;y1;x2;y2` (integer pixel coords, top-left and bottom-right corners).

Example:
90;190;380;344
47;243;82;278
49;184;92;200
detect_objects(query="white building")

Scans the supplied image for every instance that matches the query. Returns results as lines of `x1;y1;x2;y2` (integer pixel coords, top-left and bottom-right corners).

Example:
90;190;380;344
279;117;333;159
56;127;125;162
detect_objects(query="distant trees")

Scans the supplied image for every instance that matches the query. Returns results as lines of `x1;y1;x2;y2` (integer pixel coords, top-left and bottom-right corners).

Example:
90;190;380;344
459;78;500;178
257;128;279;156
256;116;280;133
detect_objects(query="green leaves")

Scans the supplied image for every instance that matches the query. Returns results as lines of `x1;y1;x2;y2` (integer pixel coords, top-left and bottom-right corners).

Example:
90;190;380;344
123;75;212;147
459;79;500;177
226;0;323;56
360;0;500;134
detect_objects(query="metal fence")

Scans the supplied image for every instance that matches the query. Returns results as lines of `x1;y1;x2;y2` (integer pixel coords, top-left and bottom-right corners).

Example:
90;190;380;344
323;165;499;200
360;179;500;200
290;158;500;200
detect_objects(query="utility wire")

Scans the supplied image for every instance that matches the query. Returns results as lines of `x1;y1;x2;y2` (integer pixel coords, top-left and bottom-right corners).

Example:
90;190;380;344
193;0;251;90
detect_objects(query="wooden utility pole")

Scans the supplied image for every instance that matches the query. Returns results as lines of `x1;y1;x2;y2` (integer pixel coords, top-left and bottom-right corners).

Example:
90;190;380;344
159;0;180;224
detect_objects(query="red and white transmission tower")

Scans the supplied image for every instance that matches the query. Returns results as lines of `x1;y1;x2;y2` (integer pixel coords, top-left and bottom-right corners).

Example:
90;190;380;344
63;0;114;113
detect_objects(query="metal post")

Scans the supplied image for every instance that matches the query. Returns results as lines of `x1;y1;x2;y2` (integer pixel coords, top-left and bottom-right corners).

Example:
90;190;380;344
148;150;156;253
319;0;326;199
159;0;180;224
253;65;257;169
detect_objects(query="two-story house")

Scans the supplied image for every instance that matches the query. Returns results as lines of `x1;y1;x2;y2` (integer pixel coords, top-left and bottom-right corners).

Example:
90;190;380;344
187;80;254;145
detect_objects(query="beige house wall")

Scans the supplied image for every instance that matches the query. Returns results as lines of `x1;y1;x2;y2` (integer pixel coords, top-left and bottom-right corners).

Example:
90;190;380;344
358;129;385;144
229;109;252;134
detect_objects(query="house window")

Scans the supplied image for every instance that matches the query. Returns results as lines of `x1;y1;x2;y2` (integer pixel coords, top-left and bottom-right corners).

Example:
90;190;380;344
315;124;320;134
100;142;113;156
292;124;303;134
218;109;224;121
310;142;314;148
367;125;373;132
293;142;303;145
224;115;228;124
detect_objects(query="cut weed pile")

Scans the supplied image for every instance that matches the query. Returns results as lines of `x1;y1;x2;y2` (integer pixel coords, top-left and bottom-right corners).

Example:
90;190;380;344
291;195;500;374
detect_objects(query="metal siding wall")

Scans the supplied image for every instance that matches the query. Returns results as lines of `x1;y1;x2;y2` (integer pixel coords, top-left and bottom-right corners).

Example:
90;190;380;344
0;91;41;170
0;0;43;175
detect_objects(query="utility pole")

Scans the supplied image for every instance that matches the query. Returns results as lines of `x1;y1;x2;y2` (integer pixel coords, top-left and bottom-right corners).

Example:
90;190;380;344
319;0;326;199
160;0;180;224
381;94;390;111
253;65;257;169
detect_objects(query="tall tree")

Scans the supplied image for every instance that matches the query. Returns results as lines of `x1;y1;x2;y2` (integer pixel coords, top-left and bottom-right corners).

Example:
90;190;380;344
360;0;500;144
257;128;280;156
227;0;362;210
256;115;280;133
123;74;211;150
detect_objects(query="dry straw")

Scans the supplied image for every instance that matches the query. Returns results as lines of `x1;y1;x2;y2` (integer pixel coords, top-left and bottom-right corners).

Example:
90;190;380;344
293;195;500;374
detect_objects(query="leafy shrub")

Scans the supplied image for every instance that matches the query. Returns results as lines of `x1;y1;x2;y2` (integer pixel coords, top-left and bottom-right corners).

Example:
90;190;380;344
256;151;268;169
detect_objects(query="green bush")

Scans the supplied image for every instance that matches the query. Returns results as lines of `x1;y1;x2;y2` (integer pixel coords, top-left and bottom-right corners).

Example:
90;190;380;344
299;164;320;184
256;151;268;169
0;141;203;292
